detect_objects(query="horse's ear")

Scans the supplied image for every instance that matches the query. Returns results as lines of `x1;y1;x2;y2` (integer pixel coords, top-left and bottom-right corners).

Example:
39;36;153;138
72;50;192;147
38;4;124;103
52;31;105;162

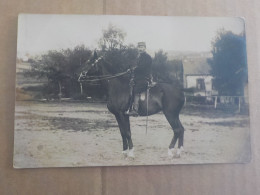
93;50;98;59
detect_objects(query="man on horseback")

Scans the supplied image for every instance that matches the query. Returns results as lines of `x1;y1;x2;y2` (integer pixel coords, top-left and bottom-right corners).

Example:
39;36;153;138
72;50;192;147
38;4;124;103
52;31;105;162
126;42;153;116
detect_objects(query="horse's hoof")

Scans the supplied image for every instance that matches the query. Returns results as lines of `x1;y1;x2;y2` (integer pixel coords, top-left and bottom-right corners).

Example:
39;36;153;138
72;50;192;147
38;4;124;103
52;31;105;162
128;148;135;159
168;148;175;158
128;156;135;160
122;150;128;158
174;147;184;158
174;153;181;158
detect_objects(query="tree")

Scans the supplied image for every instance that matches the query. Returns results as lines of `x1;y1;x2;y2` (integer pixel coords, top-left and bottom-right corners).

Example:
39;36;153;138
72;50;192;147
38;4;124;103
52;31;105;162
152;50;168;82
63;45;92;97
165;60;183;85
26;50;68;98
98;24;126;51
98;25;138;73
25;46;92;99
103;45;139;73
208;30;247;95
152;50;183;84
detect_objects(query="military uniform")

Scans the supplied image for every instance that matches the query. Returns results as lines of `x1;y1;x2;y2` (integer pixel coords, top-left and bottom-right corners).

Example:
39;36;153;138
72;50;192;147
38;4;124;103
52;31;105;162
126;42;153;116
133;52;152;94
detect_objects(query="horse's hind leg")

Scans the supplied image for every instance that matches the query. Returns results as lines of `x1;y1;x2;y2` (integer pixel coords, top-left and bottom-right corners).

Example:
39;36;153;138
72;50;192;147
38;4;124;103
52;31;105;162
178;119;184;148
164;112;184;157
169;132;179;149
175;120;184;157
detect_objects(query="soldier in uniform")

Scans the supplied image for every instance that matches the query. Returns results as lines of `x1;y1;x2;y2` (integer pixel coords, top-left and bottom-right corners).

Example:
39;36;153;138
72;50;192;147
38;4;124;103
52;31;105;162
126;42;153;116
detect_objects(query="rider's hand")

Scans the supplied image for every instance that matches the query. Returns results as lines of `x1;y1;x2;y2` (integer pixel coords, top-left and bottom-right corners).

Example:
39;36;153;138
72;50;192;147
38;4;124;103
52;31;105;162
129;79;135;87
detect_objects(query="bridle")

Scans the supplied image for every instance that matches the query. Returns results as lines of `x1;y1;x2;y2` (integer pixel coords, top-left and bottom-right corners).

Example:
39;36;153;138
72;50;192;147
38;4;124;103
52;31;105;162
78;57;131;83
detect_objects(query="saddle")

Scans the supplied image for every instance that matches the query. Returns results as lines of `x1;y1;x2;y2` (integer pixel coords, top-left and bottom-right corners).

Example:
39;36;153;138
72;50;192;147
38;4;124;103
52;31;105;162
140;82;156;100
125;81;156;116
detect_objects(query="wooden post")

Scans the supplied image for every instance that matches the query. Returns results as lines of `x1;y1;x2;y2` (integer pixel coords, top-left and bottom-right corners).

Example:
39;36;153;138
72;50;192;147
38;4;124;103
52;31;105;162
80;82;83;95
214;96;218;109
238;97;241;113
58;81;62;102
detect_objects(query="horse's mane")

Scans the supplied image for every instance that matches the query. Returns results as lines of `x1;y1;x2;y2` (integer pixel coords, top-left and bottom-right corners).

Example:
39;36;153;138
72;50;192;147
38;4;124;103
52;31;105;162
101;58;131;82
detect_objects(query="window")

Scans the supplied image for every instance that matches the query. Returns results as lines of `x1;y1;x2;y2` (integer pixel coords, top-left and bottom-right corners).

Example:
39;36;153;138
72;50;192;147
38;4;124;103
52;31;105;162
196;78;205;90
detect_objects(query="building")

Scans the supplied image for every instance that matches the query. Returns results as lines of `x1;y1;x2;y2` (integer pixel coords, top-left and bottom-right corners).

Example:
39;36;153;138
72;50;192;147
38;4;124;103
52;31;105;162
16;61;31;73
183;54;218;97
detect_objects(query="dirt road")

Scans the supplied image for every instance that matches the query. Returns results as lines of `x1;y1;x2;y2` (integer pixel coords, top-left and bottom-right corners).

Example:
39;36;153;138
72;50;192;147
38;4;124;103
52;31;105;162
13;101;251;168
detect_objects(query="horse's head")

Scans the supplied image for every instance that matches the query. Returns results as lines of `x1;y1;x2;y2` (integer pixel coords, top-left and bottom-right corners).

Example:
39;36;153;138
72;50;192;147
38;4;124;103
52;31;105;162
78;51;104;82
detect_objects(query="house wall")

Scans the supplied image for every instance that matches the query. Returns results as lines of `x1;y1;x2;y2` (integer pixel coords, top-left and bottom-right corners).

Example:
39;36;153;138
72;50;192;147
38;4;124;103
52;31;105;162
16;62;31;73
186;75;213;91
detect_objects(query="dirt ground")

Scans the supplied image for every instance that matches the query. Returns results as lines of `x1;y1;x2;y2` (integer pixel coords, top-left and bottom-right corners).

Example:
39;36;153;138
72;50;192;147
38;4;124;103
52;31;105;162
13;101;251;168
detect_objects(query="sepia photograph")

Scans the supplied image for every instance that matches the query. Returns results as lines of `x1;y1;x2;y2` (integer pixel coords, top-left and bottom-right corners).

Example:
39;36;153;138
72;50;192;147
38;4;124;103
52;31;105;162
14;14;250;168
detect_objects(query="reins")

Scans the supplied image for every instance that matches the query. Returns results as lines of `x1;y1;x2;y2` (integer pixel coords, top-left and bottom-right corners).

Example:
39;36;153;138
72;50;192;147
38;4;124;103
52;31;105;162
78;56;131;82
78;70;130;82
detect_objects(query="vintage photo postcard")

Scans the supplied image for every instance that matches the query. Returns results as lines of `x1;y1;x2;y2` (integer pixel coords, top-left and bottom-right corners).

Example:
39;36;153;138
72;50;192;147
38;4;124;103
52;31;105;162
14;14;250;168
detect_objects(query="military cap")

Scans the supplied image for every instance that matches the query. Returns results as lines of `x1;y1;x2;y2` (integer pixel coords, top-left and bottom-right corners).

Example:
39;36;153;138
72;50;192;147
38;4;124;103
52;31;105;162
137;42;146;48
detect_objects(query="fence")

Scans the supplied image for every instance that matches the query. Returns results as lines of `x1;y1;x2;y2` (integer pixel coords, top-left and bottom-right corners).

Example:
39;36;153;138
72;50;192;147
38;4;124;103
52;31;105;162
184;94;249;113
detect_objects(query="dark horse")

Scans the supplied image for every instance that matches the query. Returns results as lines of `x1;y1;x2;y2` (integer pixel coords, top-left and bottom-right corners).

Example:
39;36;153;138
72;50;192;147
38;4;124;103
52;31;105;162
79;54;185;158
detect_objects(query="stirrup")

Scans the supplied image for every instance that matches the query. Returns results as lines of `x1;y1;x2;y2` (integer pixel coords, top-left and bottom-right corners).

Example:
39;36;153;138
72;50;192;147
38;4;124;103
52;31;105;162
125;110;139;117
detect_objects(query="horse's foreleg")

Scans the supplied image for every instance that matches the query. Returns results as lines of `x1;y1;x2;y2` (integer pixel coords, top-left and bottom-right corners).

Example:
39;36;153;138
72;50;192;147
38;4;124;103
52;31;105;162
115;114;128;152
115;113;134;158
122;114;134;158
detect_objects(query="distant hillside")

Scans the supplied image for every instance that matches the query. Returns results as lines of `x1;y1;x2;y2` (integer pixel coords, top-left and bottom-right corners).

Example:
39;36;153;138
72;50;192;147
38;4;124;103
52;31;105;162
16;61;31;73
163;50;212;61
16;61;47;87
149;50;213;73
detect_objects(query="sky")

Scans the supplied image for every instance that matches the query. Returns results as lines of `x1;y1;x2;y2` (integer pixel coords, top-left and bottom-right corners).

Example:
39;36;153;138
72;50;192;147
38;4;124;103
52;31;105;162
17;14;245;59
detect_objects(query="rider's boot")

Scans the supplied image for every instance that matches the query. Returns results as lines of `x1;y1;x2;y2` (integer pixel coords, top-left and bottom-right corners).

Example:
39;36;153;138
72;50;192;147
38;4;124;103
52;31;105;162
126;95;139;116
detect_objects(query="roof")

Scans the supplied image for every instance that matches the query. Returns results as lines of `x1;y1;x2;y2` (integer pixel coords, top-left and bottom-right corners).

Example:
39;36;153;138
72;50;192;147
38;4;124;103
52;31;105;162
183;57;212;75
185;74;212;76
